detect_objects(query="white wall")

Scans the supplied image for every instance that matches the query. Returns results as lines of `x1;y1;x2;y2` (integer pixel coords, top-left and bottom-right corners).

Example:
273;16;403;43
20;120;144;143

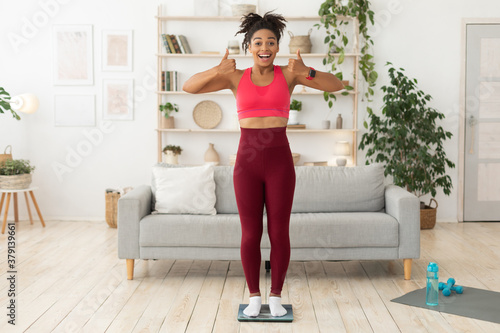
0;0;498;221
0;0;158;221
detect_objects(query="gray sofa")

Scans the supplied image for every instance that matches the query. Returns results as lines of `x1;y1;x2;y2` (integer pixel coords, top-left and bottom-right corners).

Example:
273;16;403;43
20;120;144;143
118;163;420;280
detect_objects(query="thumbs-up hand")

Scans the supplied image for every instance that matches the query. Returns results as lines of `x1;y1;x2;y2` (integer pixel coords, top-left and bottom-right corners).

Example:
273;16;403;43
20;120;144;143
217;49;236;75
296;48;303;61
287;49;309;76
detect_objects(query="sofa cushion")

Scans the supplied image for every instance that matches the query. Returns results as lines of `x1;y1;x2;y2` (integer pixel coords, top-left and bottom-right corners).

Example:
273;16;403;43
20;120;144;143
140;214;242;247
139;211;398;249
152;164;216;215
288;212;398;248
292;164;385;213
151;163;185;211
214;166;238;214
152;164;239;214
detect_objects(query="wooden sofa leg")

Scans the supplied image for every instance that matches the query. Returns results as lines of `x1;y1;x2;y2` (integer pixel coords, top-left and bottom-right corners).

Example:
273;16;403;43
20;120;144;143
403;259;412;280
126;259;134;280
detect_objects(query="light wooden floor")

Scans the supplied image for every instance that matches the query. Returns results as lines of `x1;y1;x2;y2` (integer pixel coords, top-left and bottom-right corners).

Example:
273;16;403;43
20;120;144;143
0;220;499;332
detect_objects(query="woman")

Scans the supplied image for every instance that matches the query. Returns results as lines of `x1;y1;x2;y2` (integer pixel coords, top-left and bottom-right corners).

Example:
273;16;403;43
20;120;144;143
183;12;344;317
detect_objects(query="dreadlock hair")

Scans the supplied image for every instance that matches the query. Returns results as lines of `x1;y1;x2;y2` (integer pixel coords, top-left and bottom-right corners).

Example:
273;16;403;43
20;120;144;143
235;11;287;54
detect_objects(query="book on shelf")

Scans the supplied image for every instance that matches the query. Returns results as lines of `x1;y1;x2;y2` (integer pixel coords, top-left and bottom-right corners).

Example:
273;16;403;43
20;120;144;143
165;34;175;53
169;35;182;54
177;35;192;54
161;34;172;53
176;35;186;53
161;71;178;91
160;34;192;54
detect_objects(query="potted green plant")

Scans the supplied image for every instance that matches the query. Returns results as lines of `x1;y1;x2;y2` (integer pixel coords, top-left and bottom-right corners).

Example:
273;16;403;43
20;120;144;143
162;145;182;164
288;99;302;125
359;63;455;229
159;102;179;129
0;159;35;189
316;0;376;110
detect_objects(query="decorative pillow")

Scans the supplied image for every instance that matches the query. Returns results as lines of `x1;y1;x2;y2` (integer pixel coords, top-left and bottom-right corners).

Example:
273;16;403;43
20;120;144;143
213;166;238;214
292;163;385;213
152;164;217;215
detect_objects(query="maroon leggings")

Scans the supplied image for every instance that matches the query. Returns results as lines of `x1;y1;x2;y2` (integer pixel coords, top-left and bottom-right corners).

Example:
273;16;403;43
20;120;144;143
233;127;296;295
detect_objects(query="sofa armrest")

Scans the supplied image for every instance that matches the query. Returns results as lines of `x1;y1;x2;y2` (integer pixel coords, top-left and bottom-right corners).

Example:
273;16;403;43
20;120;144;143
384;185;420;259
117;185;152;259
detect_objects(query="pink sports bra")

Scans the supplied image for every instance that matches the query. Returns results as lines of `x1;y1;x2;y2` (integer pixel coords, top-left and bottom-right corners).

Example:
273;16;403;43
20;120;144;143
236;65;290;120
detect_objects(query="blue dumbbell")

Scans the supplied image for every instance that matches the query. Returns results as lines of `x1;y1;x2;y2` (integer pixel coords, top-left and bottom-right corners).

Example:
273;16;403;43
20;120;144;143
438;278;464;296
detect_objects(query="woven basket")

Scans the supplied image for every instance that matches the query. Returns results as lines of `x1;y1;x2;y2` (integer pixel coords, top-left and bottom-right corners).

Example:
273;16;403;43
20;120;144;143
288;30;312;54
0;145;12;167
105;191;121;228
192;100;222;129
0;174;32;190
420;198;438;229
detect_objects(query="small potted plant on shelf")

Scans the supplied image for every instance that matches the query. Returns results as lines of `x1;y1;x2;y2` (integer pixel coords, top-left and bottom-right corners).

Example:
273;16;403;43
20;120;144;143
162;145;182;164
288;99;302;125
159;102;179;129
359;63;455;229
0;159;35;189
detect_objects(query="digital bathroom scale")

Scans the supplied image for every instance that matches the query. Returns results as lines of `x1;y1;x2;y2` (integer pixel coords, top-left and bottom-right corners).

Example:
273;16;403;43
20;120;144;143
237;304;293;322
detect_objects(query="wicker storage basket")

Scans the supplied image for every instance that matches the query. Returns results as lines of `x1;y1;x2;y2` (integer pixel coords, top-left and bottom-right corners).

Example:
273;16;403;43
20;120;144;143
420;198;438;229
0;174;32;190
288;30;312;54
105;191;121;228
0;145;13;167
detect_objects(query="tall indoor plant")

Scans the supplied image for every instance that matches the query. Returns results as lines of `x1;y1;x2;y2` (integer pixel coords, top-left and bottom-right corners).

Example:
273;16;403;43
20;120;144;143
317;0;377;109
359;63;455;228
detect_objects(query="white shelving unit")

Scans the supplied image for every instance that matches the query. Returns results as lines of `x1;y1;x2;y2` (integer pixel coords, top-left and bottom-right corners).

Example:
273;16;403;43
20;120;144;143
156;7;360;165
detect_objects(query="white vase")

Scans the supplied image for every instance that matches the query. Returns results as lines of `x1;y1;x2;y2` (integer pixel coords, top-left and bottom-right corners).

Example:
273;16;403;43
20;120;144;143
288;110;299;125
164;151;179;164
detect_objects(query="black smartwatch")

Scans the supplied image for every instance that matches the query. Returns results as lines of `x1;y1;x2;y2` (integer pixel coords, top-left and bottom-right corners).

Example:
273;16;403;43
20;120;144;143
306;67;316;80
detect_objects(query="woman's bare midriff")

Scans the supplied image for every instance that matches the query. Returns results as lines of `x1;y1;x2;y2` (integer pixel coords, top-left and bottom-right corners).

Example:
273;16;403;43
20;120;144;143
239;116;288;129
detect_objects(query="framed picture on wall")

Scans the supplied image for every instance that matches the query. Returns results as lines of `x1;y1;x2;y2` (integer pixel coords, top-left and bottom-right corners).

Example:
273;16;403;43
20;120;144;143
102;30;133;71
102;79;134;120
54;95;95;126
52;25;94;85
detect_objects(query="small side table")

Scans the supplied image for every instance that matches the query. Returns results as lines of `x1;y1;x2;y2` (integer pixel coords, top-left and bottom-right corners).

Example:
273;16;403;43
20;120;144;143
0;187;46;234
